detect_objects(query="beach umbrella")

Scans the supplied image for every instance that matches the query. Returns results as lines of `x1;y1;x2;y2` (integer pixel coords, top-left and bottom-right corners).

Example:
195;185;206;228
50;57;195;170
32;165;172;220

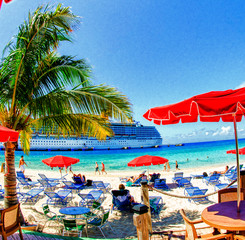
128;155;168;176
227;147;245;155
0;126;19;142
42;155;79;167
143;87;245;212
128;155;168;167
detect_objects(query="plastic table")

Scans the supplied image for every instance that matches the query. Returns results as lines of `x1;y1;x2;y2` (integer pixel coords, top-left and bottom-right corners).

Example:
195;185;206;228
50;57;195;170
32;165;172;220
59;206;90;215
59;207;90;236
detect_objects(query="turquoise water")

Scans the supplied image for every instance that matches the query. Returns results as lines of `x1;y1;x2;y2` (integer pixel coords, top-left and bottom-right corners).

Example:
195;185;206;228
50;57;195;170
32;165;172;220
1;138;245;173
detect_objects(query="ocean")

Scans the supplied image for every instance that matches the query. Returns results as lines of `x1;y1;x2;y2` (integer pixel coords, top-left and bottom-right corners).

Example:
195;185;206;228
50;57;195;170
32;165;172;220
1;138;245;173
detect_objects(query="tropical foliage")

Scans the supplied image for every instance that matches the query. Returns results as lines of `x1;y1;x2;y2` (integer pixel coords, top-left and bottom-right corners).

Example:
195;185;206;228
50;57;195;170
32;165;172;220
0;4;132;208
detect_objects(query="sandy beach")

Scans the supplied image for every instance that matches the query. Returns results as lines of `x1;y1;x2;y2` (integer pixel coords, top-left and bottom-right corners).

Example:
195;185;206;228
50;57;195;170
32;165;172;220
0;163;236;239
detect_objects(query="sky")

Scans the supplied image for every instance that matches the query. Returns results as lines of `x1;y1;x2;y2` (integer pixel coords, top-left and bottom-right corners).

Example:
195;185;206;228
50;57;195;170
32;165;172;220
1;0;245;144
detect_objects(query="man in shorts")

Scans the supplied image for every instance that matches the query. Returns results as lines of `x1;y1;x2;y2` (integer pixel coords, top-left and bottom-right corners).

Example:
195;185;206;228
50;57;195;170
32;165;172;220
95;162;100;175
19;156;27;173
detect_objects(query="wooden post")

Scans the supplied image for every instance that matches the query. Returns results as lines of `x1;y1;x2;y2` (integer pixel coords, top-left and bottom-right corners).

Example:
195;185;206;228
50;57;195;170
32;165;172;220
240;170;245;189
133;212;149;240
141;181;152;233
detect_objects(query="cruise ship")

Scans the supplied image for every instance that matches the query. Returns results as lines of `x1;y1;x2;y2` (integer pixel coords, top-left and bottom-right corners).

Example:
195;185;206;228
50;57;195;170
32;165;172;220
16;122;162;151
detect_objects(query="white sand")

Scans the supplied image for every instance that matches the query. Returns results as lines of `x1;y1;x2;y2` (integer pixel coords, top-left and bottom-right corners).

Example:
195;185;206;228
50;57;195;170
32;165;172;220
0;163;235;239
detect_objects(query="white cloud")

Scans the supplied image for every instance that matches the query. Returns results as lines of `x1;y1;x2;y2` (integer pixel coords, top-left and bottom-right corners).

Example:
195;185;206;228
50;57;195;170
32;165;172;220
236;82;245;89
212;126;232;136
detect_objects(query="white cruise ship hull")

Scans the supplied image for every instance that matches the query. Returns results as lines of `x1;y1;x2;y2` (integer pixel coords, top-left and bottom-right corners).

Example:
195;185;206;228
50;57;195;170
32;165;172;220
27;137;162;150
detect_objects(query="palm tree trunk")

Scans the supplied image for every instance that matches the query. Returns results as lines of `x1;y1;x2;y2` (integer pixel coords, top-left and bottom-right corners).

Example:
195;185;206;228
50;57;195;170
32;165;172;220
4;141;18;208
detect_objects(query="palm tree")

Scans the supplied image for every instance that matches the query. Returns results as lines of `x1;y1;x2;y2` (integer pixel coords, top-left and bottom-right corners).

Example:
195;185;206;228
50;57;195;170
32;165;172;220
0;4;132;209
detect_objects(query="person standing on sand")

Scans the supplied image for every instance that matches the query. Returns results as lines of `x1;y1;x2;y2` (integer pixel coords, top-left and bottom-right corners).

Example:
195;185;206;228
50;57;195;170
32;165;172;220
19;156;27;174
95;162;100;175
163;163;166;171
101;162;107;174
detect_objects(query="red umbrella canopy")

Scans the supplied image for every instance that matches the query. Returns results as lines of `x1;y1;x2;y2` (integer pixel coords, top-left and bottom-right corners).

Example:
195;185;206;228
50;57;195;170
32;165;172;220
143;87;245;125
42;155;79;168
0;126;19;142
128;155;168;167
227;147;245;155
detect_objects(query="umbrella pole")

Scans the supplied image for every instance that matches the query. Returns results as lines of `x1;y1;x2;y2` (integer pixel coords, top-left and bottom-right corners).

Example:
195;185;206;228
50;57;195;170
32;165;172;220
233;116;241;212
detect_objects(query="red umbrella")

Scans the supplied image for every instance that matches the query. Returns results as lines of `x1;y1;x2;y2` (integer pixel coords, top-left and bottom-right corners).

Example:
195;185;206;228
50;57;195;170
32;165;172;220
143;87;245;211
42;155;79;168
128;155;168;167
0;126;19;142
227;147;245;155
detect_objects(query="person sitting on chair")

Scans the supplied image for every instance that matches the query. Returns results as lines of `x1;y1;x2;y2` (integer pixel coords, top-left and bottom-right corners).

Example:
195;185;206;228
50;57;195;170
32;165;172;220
118;184;135;203
73;173;86;184
126;173;146;183
210;166;229;175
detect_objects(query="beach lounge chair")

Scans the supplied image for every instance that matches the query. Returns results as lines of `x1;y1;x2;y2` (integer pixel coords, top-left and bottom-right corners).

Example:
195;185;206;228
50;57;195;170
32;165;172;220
176;177;192;187
93;181;111;193
227;171;237;182
20;188;43;204
149;196;163;217
63;218;85;237
87;209;115;238
184;186;199;196
45;189;72;205
180;209;233;240
38;179;59;191
203;173;221;186
62;181;85;193
172;172;184;183
78;190;104;208
0;203;24;240
186;188;208;204
154;178;169;190
16;171;32;181
112;190;132;211
38;173;67;182
17;177;39;189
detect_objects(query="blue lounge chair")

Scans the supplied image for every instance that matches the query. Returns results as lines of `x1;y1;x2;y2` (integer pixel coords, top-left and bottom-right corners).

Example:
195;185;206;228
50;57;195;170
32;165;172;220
38;179;59;191
186;188;208;204
93;181;111;193
38;173;67;182
78;190;104;207
62;181;85;193
154;179;169;190
45;189;72;205
112;190;132;211
227;171;237;182
17;177;39;189
172;172;184;183
16;171;32;181
176;177;192;187
149;196;163;217
203;174;221;186
20;188;44;204
184;186;200;196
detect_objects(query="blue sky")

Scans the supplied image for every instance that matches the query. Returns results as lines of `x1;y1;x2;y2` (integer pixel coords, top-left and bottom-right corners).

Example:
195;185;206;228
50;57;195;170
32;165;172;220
1;0;245;144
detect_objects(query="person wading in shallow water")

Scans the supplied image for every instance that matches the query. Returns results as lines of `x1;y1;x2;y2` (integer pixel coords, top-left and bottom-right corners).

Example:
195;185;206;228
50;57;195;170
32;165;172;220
175;160;180;170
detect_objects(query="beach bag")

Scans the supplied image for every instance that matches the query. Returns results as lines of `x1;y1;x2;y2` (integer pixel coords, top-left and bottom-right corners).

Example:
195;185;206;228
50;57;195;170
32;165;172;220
86;179;93;186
